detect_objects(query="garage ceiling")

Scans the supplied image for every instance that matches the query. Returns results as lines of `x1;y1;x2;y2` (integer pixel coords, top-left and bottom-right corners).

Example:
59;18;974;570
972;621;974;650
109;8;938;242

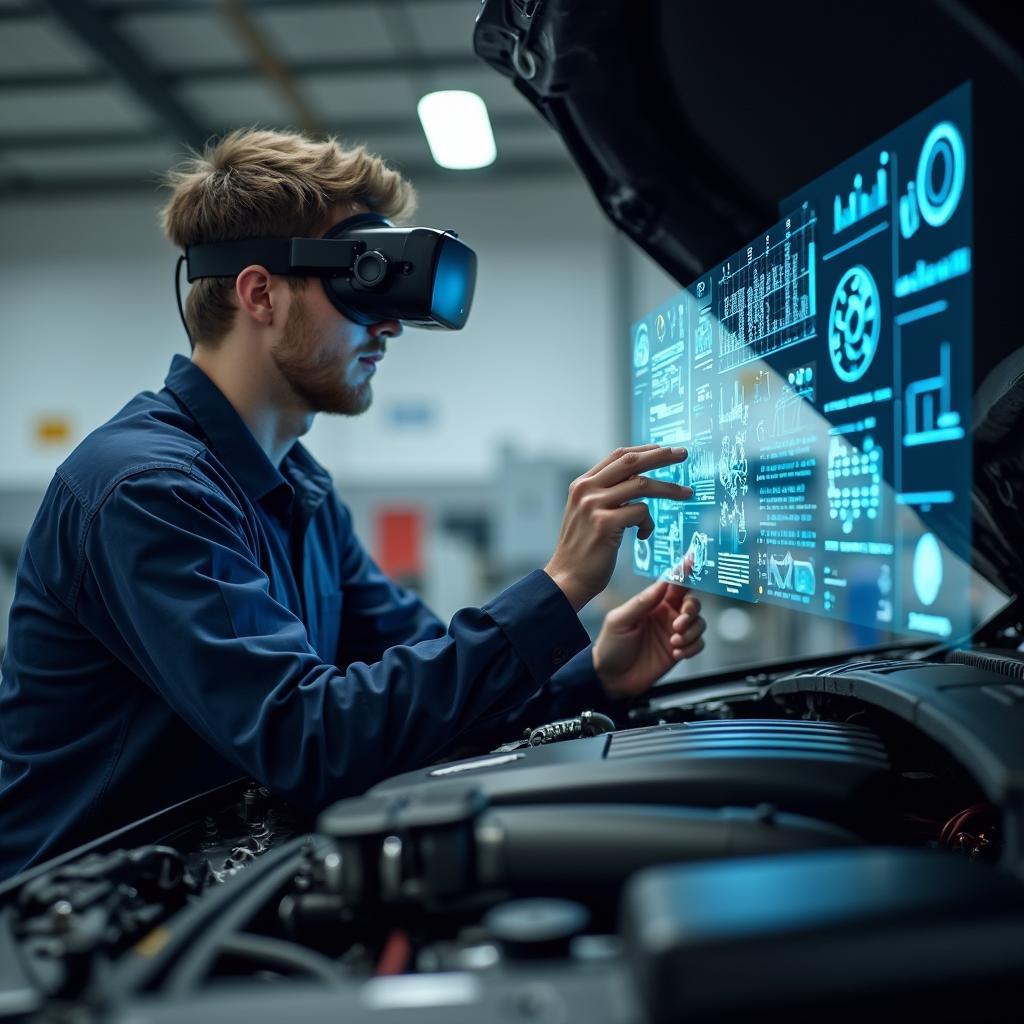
0;0;572;198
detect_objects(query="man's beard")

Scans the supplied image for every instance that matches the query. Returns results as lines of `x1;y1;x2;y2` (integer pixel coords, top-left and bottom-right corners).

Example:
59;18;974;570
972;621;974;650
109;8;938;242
271;293;372;415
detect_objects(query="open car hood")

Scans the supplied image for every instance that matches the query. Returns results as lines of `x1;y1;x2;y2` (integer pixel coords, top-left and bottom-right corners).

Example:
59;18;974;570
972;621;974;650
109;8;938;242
475;0;1024;608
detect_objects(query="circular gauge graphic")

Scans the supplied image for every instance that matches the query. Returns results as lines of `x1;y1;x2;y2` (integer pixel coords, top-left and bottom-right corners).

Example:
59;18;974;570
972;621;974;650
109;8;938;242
828;265;880;383
655;313;667;342
916;121;965;229
633;322;650;369
913;532;943;607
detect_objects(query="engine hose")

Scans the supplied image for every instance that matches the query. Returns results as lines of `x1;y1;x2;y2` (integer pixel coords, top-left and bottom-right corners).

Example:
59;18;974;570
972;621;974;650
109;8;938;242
216;933;343;985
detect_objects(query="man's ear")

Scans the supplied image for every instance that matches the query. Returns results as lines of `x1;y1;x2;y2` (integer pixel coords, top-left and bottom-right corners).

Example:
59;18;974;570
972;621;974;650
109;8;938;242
234;265;277;327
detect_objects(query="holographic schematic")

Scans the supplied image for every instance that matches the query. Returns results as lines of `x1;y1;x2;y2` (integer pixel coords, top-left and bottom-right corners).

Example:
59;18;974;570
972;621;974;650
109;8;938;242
631;84;972;639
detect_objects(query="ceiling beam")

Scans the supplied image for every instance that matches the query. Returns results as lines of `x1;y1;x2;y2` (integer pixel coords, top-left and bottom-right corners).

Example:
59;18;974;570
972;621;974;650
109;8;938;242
0;113;546;152
0;128;166;150
0;4;44;18
40;0;209;148
104;0;432;13
0;53;484;91
377;0;443;100
218;0;325;136
1;0;430;18
0;157;578;201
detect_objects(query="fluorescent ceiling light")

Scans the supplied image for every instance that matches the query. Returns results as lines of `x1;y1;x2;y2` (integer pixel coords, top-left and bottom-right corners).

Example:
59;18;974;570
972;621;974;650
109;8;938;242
417;90;497;170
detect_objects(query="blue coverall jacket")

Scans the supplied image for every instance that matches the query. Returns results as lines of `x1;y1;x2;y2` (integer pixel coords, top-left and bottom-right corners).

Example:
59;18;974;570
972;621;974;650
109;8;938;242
0;355;604;879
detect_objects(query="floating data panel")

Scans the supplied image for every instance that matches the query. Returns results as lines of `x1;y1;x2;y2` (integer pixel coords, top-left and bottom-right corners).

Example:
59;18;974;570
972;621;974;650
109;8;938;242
630;85;972;639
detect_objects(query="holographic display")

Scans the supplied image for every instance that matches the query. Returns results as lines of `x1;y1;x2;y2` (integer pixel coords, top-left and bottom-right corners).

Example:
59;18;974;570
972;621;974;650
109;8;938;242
631;84;972;639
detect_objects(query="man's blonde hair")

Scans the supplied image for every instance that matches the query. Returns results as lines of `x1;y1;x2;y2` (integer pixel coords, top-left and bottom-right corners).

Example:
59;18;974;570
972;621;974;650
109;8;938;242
161;128;417;346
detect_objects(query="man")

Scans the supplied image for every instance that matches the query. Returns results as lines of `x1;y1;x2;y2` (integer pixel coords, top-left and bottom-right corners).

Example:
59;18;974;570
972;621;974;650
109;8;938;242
0;130;704;879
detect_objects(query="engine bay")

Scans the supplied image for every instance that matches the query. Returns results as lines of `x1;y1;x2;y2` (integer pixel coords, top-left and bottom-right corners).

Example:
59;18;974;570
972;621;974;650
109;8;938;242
5;642;1024;1023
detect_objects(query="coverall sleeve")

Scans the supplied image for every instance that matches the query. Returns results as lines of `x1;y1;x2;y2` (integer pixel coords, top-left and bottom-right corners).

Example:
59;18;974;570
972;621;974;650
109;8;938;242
78;468;591;810
330;501;619;740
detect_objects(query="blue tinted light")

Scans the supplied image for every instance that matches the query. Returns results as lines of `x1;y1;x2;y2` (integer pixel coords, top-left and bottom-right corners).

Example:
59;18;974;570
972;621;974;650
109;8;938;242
630;84;972;639
430;238;476;329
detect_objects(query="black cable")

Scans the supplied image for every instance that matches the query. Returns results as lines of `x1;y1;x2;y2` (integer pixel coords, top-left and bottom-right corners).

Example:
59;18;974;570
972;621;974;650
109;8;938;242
215;933;343;985
174;254;193;349
159;841;314;997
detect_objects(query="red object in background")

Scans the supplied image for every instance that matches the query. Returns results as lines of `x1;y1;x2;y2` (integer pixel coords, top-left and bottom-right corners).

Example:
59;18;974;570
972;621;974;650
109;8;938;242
376;929;412;976
375;507;424;579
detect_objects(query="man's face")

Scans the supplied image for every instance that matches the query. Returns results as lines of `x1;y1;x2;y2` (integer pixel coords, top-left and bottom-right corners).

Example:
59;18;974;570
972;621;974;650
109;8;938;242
270;277;400;416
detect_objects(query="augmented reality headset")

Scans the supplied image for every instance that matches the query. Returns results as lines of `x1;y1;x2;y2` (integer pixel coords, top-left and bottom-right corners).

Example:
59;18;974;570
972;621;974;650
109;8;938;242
180;212;477;332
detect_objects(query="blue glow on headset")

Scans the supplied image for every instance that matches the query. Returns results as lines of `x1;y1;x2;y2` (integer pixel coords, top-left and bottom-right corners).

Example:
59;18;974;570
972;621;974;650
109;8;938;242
431;238;475;328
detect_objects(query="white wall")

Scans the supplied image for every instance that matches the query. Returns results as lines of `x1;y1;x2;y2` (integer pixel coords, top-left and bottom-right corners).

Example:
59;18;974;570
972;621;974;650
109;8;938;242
0;174;675;490
1;193;182;488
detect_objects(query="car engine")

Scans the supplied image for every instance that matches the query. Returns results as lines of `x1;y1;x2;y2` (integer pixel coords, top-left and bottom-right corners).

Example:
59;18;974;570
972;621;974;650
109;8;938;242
4;645;1024;1023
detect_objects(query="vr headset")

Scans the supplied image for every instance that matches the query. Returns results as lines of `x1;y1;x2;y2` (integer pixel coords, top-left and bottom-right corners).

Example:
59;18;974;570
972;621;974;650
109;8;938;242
181;212;477;332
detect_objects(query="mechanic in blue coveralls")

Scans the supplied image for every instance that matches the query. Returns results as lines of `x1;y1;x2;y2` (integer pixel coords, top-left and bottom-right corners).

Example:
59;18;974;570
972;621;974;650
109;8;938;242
0;130;705;879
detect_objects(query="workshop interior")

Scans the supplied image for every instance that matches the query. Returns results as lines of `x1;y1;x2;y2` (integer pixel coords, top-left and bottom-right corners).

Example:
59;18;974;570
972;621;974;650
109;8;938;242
2;0;1024;1020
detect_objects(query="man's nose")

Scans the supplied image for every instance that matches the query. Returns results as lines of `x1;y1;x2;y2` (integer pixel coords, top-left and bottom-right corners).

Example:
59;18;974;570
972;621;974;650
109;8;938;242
370;319;403;341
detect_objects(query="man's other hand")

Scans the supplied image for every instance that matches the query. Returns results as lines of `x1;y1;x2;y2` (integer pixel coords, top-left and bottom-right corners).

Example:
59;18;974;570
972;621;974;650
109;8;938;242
592;577;706;701
544;445;692;612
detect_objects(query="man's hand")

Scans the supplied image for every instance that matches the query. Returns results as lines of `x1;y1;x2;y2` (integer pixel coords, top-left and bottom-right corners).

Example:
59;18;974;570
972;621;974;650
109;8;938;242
544;445;692;611
592;576;706;701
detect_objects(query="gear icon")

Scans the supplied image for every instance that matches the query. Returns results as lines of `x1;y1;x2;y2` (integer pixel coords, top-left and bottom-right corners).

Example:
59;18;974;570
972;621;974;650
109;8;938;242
828;265;880;384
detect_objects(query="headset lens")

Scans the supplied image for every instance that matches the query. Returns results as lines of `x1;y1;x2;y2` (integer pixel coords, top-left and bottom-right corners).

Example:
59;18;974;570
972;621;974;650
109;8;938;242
431;237;476;330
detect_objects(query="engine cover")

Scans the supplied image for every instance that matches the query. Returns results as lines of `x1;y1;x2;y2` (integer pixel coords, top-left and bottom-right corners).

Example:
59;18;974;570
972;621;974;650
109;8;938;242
368;719;889;827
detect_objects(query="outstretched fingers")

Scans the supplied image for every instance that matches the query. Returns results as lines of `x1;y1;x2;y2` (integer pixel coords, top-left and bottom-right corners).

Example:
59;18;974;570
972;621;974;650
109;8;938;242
581;444;661;479
589;446;688;489
602;475;693;508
